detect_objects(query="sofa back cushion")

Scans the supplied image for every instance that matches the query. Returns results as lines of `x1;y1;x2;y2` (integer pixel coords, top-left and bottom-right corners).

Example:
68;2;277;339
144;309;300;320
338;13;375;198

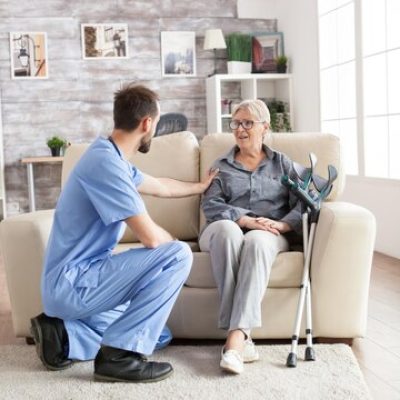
200;132;344;228
200;132;344;198
62;131;200;242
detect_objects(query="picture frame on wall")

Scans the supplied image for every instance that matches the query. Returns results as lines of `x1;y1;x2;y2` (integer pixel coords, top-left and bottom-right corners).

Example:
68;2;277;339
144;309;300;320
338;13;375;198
9;32;48;79
81;23;129;59
252;32;284;73
161;31;196;77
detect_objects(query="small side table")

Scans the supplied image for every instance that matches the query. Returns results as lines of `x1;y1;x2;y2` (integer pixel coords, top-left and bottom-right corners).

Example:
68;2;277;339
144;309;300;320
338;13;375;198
21;156;63;212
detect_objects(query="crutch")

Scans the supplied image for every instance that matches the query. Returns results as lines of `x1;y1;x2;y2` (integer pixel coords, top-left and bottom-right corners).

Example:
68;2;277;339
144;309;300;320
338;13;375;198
282;156;337;368
283;153;318;367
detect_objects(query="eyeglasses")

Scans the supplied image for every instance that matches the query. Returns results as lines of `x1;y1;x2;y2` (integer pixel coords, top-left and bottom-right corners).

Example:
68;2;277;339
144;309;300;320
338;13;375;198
229;119;265;130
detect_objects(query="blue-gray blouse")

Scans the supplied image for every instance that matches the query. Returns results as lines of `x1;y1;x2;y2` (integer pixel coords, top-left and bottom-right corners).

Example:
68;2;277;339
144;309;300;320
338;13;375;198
201;144;302;234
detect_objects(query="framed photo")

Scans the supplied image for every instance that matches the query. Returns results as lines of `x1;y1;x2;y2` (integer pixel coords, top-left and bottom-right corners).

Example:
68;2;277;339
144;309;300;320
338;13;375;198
161;31;196;77
81;24;129;59
252;32;284;73
9;32;48;79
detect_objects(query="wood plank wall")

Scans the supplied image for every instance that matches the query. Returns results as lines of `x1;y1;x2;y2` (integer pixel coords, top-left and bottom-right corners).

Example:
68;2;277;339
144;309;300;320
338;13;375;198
0;0;275;214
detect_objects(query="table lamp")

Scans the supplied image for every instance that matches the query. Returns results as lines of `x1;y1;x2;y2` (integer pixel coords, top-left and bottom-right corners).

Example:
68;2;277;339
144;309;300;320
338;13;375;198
204;29;226;76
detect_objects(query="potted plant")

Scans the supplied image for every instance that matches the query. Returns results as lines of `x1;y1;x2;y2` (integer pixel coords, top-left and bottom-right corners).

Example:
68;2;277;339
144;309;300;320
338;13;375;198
276;55;288;73
46;136;67;157
226;33;252;74
267;99;291;132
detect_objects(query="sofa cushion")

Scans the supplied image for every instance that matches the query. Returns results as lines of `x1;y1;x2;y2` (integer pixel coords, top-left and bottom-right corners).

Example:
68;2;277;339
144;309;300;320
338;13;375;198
199;132;344;229
200;132;344;199
114;241;200;253
114;243;302;288
62;132;201;242
186;251;304;289
120;131;200;242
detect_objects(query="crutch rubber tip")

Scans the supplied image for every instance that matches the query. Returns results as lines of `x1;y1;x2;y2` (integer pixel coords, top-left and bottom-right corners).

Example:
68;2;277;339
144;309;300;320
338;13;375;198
305;347;316;361
286;352;297;368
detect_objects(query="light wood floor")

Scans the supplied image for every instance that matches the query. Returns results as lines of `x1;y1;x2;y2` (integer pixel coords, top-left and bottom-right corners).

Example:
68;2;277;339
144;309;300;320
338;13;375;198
0;252;399;399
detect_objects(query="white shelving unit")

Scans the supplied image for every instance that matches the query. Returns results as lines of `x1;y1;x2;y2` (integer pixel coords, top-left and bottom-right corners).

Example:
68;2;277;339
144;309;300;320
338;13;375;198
206;73;293;133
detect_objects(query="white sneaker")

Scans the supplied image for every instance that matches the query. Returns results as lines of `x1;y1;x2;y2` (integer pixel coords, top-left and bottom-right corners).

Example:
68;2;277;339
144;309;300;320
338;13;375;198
220;348;244;374
243;338;259;363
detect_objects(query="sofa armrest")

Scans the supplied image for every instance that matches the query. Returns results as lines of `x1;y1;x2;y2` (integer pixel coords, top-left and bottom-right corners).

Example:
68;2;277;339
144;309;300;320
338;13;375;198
0;210;54;336
311;202;376;338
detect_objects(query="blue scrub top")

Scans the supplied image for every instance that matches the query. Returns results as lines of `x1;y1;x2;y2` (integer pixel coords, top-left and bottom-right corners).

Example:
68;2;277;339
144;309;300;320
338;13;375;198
42;137;146;290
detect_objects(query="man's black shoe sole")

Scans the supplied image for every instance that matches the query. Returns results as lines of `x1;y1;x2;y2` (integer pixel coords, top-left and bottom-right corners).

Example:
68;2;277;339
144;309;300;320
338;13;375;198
30;317;73;371
93;369;173;383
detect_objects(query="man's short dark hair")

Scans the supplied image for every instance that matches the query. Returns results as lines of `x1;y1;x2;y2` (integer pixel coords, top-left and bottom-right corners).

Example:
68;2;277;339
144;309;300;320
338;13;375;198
113;84;159;131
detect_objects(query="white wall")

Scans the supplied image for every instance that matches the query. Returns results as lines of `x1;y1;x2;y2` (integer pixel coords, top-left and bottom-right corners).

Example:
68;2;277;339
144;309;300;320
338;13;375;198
237;0;277;20
239;0;400;259
273;0;320;132
342;178;400;259
238;0;320;131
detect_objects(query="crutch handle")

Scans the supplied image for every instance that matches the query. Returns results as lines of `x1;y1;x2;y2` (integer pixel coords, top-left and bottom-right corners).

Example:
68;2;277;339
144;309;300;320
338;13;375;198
281;175;319;212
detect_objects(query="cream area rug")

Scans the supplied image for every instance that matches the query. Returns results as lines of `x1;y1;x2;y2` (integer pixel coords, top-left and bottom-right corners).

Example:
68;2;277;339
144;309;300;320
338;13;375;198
0;344;371;400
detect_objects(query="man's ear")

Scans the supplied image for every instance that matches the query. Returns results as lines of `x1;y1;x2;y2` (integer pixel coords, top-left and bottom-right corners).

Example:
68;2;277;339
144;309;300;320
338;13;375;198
140;116;152;133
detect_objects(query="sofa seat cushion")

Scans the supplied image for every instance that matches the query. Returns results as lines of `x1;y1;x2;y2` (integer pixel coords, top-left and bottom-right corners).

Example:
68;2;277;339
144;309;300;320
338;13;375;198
187;251;304;289
114;241;200;254
114;244;302;288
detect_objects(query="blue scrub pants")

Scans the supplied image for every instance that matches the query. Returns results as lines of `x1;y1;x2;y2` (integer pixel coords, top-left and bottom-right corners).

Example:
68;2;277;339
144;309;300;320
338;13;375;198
44;241;192;361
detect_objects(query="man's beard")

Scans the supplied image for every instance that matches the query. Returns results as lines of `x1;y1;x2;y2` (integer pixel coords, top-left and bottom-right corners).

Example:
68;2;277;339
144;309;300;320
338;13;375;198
138;138;152;153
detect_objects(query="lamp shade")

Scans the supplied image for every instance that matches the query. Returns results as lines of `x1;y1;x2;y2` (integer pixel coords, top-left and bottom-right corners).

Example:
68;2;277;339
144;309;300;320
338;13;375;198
203;29;226;50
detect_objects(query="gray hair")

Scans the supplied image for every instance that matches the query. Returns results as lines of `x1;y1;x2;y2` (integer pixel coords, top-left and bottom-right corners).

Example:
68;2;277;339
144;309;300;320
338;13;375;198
232;99;271;124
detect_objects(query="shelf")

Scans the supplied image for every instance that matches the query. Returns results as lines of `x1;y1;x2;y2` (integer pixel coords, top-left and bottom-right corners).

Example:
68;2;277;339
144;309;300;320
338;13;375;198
212;73;292;81
206;73;294;134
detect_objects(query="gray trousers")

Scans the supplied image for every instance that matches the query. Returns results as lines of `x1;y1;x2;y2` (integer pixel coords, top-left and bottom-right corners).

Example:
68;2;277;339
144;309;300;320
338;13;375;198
199;220;289;332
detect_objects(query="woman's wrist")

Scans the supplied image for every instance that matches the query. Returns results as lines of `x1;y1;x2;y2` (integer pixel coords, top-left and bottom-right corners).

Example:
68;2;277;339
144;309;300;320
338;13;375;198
279;221;292;233
237;215;251;229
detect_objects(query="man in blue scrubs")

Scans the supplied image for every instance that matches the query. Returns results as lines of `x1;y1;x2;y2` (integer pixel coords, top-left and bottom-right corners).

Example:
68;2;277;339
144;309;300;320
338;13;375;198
30;84;217;383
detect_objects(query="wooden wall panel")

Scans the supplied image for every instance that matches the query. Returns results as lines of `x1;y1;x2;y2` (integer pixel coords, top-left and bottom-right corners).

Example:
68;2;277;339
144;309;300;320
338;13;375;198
0;1;275;214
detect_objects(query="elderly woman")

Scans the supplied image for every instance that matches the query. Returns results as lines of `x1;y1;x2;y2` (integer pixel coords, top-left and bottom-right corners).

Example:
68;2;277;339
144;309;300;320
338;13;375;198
199;99;302;374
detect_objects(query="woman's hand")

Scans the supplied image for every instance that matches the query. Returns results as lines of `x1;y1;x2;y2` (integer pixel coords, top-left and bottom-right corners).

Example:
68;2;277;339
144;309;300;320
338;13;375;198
237;216;291;235
237;216;266;231
255;217;291;235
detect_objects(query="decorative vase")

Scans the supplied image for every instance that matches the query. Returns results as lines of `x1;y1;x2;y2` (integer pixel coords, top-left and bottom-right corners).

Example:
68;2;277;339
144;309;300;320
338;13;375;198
50;147;61;157
227;61;252;74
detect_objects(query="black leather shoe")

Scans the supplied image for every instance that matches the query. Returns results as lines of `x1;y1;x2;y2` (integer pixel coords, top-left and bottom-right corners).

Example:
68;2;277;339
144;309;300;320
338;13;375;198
94;346;173;383
30;313;73;371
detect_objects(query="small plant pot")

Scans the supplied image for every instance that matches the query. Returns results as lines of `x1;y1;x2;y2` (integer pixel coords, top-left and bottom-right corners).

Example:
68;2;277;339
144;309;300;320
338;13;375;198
277;64;287;73
227;61;252;74
50;147;61;157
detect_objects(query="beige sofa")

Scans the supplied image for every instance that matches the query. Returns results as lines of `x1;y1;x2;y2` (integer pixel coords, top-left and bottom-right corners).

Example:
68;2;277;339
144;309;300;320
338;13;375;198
0;131;376;342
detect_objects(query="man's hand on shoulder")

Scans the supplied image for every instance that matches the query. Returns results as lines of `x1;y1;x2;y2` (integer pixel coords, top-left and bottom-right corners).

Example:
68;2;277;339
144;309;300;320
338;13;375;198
200;168;219;193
